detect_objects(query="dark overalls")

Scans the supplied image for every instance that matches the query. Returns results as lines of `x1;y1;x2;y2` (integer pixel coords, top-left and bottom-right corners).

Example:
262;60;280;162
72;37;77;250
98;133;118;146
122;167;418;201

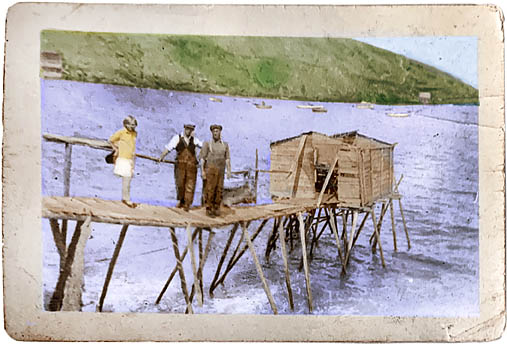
174;135;198;209
200;140;229;215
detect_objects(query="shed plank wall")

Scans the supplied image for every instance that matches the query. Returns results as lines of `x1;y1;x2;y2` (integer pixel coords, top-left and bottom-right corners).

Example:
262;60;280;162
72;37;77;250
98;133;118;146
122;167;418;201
270;133;394;205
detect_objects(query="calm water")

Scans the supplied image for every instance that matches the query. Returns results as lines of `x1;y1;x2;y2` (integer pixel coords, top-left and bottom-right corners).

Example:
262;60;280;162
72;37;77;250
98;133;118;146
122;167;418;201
41;79;478;316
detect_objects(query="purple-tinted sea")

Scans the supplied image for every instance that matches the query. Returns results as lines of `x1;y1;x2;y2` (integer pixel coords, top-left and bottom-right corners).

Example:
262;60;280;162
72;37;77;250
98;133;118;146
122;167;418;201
42;79;479;316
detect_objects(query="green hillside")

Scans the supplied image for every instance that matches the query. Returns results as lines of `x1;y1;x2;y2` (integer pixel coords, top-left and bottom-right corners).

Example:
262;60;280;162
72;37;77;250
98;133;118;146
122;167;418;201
41;30;478;105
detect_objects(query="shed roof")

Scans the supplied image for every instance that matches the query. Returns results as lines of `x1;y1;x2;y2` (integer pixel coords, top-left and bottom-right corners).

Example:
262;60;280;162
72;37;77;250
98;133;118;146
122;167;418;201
330;131;393;147
270;130;393;148
270;131;325;147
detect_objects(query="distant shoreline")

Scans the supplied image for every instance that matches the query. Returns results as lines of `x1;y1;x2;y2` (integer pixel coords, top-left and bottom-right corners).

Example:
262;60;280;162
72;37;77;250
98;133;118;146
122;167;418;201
40;31;479;105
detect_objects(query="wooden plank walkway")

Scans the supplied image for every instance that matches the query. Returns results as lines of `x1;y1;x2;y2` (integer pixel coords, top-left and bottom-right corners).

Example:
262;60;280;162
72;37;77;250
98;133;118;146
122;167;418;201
42;196;320;228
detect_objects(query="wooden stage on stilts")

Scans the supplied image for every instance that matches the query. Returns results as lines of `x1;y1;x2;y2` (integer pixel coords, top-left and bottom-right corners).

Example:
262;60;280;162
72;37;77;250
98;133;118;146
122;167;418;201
42;194;410;315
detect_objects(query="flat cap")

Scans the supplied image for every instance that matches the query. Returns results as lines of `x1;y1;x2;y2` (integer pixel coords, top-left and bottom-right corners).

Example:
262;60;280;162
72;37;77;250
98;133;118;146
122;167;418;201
210;124;223;131
184;124;195;129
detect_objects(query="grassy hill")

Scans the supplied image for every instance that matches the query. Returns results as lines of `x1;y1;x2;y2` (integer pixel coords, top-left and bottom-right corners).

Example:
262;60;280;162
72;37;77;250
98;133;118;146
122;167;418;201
41;30;478;105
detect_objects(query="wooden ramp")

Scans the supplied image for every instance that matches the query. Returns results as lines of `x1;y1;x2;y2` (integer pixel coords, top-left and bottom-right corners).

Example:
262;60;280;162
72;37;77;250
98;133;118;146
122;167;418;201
42;196;319;228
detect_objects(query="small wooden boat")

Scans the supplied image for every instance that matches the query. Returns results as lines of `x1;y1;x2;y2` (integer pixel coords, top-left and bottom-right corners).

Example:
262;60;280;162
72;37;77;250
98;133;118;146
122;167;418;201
255;101;272;109
388;112;410;117
297;105;324;110
209;97;222;103
356;101;374;109
312;107;328;113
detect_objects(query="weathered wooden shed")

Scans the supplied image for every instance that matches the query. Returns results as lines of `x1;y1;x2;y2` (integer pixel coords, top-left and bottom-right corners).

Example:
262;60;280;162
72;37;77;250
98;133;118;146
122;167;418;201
269;131;395;207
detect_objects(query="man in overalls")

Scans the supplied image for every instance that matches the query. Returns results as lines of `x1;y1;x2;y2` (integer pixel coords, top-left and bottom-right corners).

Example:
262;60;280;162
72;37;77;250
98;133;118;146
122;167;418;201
199;124;232;217
159;124;203;211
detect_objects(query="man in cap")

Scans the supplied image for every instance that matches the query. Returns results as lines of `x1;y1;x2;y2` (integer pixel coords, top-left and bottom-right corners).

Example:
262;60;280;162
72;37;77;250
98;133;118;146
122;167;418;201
159;124;203;211
199;124;232;217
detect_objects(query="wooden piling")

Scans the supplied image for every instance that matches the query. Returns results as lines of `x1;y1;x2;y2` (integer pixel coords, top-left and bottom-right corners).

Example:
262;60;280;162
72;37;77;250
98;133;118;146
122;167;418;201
298;213;313;313
342;211;358;274
310;207;323;258
198;229;204;299
48;220;84;311
254;149;259;204
328;208;346;274
97;224;129;312
398;199;411;250
155;228;200;305
370;201;389;250
340;209;348;245
49;219;67;269
351;211;370;249
187;229;215;310
169;227;193;314
277;217;294;311
62;216;92;311
61;143;73;252
241;222;278;314
215;219;268;289
210;224;239;297
265;218;279;262
186;225;202;307
370;208;386;268
299;210;316;270
389;199;398;251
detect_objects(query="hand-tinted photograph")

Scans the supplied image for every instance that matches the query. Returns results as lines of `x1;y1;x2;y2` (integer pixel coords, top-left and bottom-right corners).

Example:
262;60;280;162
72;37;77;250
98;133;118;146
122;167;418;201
40;31;479;316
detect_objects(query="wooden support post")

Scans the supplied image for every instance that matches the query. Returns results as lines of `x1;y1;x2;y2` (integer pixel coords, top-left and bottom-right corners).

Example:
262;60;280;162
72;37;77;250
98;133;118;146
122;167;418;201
97;224;129;312
317;154;339;207
254;149;259;204
155;228;200;305
342;211;358;274
310;208;323;258
169;227;193;314
328;208;347;274
299;210;316;270
49;219;67;269
265;218;279;262
315;208;331;242
186;225;202;307
340;209;348;244
287;135;308;179
389;199;398;251
215;219;268;289
297;213;313;313
370;208;386;268
48;220;84;311
358;150;365;206
187;229;215;310
198;230;214;296
289;135;308;198
398;199;411;250
277;217;294;311
62;216;92;311
241;222;278;314
209;224;239;297
351;212;370;249
198;229;204;300
63;143;72;196
370;201;389;248
288;215;294;251
61;143;73;251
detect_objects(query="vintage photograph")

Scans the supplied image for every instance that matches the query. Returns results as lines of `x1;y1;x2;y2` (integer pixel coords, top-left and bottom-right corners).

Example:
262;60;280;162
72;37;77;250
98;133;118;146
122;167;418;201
40;31;479;316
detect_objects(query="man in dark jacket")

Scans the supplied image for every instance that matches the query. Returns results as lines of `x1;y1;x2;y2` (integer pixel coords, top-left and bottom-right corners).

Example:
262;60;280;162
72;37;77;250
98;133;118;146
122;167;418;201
199;124;232;217
159;124;203;211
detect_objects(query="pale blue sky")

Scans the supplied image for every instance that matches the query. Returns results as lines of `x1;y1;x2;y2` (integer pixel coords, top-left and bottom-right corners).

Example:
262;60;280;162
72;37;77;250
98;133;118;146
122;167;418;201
354;36;478;89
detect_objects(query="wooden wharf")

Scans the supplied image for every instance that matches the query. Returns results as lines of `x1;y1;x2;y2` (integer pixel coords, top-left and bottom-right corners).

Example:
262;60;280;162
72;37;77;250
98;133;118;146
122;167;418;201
43;194;410;314
42;131;410;314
